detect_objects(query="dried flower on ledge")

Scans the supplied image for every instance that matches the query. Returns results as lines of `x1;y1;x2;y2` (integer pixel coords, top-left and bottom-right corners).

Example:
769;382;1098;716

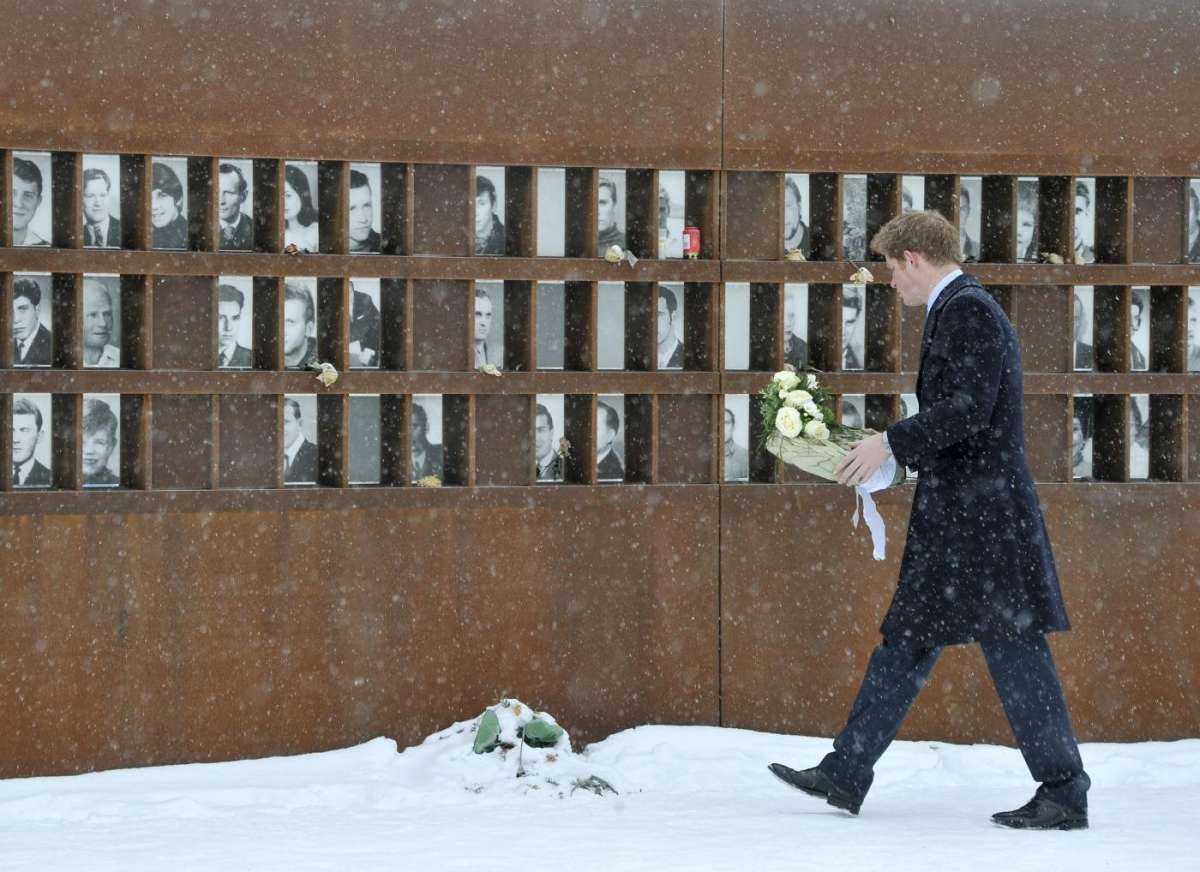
558;437;573;460
309;361;339;386
415;475;443;488
849;266;874;284
1041;252;1065;265
283;243;300;256
604;244;624;263
478;363;502;377
784;248;807;262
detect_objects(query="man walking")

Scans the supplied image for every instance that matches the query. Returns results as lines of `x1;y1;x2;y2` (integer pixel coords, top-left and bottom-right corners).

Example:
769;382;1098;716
769;211;1090;830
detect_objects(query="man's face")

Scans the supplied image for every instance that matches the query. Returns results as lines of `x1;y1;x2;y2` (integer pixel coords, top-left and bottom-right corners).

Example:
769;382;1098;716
82;428;115;477
724;410;734;444
1131;301;1143;332
842;292;861;326
283;404;300;446
657;297;673;343
474;295;493;343
1073;295;1085;341
12;413;41;465
349;184;374;243
596;416;614;453
784;187;801;238
12;295;40;343
475;192;494;235
1190;196;1200;239
219;300;242;352
83;178;109;225
83;284;113;351
886;254;924;307
1074;195;1093;252
1189;293;1199;338
411;415;426;446
12;175;41;233
598;186;616;231
218;171;245;223
1016;210;1036;256
785;298;796;337
535;413;553;457
151;188;180;228
958;191;971;222
283;298;310;356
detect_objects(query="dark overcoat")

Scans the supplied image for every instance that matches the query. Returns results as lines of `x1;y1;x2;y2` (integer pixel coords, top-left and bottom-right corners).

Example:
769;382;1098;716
883;273;1070;646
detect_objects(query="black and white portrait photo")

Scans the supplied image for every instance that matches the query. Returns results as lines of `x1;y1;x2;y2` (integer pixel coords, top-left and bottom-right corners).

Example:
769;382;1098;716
783;173;810;257
411;394;444;482
1188;286;1200;372
283;394;318;485
659;170;686;259
1129;394;1149;480
284;161;320;253
218;276;254;369
1016;177;1039;262
1074;177;1095;264
1073;286;1094;371
349;278;382;369
842;174;867;261
1130;286;1150;372
82;154;122;248
959;175;981;262
596;395;625;482
1188;179;1200;263
151;157;189;250
12;273;52;368
13;151;52;247
474;281;504;369
784;283;809;371
597;282;625;370
1072;395;1094;482
349;394;381;485
83;275;121;368
536;281;564;370
723;394;750;482
284;278;318;370
902;176;924;214
842;284;865;371
841;394;865;429
598;170;626;252
475;167;506;256
82;394;121;488
218;159;254;251
658;283;685;370
900;393;919;420
724;282;750;371
536;167;565;257
534;394;565;483
11;394;52;488
349;162;382;254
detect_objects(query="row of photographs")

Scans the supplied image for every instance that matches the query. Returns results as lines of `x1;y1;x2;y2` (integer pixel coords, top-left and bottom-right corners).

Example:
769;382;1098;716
12;275;1200;373
15;152;1200;263
6;391;1151;488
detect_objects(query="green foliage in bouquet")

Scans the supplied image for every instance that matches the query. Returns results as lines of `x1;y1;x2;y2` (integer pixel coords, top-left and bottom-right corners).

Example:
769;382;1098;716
756;366;840;450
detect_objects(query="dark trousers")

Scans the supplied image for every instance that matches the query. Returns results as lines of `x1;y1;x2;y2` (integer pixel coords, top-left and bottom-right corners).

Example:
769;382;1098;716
819;633;1090;810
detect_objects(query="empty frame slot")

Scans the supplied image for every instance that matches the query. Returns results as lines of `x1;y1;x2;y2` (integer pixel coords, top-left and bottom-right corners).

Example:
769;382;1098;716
186;156;215;250
563;281;595;371
1013;285;1070;373
504;166;535;257
50;151;79;249
379;278;409;370
806;283;840;372
152;394;214;489
565;167;599;259
864;173;898;260
1092;285;1129;372
597;282;625;370
624;168;656;258
252;276;282;370
682;282;716;371
1148;394;1184;481
220;394;279;488
747;282;781;372
316;160;347;254
1035;176;1072;263
119;154;150;249
380;162;410;256
658;394;713;483
153;275;214;370
623;394;654;483
979;176;1015;263
412;279;469;371
863;284;898;372
1024;394;1069;481
1091;394;1128;481
1148;285;1187;371
474;394;531;485
725;171;780;260
348;394;382;485
501;280;533;372
1131;177;1185;263
316;276;348;368
441;394;472;486
413;164;470;256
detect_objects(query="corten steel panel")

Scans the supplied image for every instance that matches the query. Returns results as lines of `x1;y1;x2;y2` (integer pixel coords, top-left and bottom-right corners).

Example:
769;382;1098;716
0;1;722;169
658;394;714;484
1012;284;1071;373
720;484;1200;745
1132;178;1186;264
411;280;469;371
0;487;720;777
218;394;280;489
151;395;215;490
474;394;532;486
152;276;215;371
725;1;1200;176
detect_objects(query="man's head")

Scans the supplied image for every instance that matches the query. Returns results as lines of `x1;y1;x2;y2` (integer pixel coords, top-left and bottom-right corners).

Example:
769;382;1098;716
959;184;972;221
82;279;114;354
283;283;314;357
1131;293;1145;332
12;278;43;344
870;211;961;307
535;403;555;458
657;286;677;344
842;402;863;429
1073;292;1087;342
902;188;914;213
784;176;803;239
1074;180;1093;253
151;161;184;229
11;397;44;466
411;401;429;447
658;186;671;232
218;163;248;224
82;398;118;479
597;401;619;453
474;288;493;345
598;178;619;232
349;170;374;245
476;175;497;236
724;408;735;444
1189;289;1200;339
218;284;245;354
12;157;44;236
785;291;800;338
1016;184;1038;258
842;287;863;326
1071;413;1085;463
283;398;303;447
82;168;112;227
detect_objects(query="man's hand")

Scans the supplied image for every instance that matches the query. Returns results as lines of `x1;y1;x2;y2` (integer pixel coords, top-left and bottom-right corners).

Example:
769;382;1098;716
836;432;889;487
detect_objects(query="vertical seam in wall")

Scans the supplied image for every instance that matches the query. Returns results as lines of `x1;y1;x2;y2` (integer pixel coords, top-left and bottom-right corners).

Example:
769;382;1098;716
716;0;727;729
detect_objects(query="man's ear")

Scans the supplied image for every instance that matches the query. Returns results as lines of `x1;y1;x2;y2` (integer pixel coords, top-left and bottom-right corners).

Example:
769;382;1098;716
905;250;922;270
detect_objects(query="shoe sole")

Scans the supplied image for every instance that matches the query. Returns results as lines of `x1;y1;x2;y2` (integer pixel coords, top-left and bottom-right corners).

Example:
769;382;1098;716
768;764;861;816
991;817;1088;831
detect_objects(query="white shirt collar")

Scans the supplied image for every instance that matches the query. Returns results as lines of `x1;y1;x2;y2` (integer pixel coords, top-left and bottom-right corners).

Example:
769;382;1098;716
86;216;111;245
14;456;35;485
927;268;964;313
284;433;307;465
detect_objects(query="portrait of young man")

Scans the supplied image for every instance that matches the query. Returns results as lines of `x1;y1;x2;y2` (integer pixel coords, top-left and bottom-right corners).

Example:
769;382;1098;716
218;282;253;368
12;276;53;367
784;285;809;371
348;168;381;254
783;174;810;257
283;397;318;485
411;399;444;482
723;406;749;482
769;210;1090;831
12;155;50;247
218;162;254;251
283;281;318;370
151;159;189;250
596;399;624;481
81;397;120;487
82;165;122;248
1073;287;1094;371
597;175;625;250
657;285;683;370
535;402;563;483
1073;178;1095;264
474;173;506;256
958;178;980;262
11;396;52;488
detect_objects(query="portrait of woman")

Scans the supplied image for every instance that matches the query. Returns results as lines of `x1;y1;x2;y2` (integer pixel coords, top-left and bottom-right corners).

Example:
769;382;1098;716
284;163;320;253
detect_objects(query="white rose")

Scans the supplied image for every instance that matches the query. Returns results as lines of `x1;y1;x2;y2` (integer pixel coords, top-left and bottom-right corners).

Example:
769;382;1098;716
775;406;803;439
773;370;800;390
805;374;818;389
790;389;812;405
803;401;821;418
784;392;804;408
804;419;830;440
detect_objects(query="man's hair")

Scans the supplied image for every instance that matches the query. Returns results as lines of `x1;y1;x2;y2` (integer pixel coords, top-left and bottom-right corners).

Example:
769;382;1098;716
784;175;803;210
1132;294;1145;317
284;397;302;421
1190;185;1199;216
412;401;428;431
350;169;371;192
842;287;863;315
83;277;113;309
1074;180;1091;211
475;287;491;303
959;184;972;210
476;175;497;206
536;402;554;431
13;156;43;198
219;283;245;309
869;211;960;266
83;167;112;193
151;161;184;204
1017;182;1038;216
219;162;248;197
13;277;42;307
598;401;619;435
902;188;914;210
658;285;677;316
284;282;315;325
725;407;736;427
13;397;43;431
598;177;619;206
83;397;118;443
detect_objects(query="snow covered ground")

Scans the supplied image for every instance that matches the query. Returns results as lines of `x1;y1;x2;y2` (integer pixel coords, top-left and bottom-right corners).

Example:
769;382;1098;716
1;720;1196;871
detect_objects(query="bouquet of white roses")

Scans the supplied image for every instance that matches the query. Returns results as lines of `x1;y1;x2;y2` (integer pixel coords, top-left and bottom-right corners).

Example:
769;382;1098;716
759;366;870;483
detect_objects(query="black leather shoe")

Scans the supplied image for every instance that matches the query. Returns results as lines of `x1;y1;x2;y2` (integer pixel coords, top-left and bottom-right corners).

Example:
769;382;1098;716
992;796;1088;830
768;763;862;815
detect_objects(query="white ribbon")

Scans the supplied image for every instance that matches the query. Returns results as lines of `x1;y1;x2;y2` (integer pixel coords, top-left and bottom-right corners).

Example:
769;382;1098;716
851;458;895;561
